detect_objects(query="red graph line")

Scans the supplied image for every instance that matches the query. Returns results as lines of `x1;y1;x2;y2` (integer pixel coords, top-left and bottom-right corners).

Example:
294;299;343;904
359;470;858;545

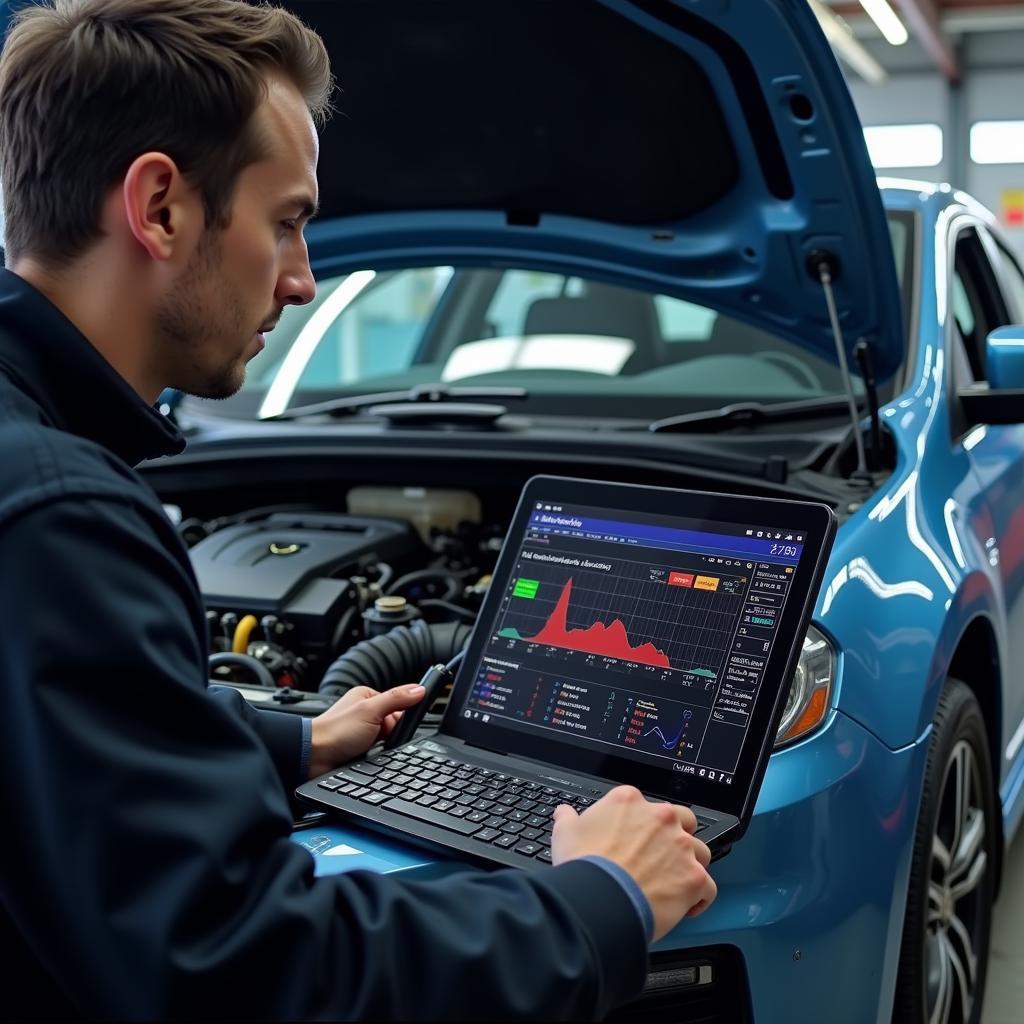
528;577;671;669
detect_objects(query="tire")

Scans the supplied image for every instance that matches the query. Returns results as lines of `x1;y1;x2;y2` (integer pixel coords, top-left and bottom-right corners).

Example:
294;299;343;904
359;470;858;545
893;678;998;1024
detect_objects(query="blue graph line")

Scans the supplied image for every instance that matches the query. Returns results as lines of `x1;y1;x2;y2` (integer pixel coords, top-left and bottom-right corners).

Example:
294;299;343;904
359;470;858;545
643;718;687;750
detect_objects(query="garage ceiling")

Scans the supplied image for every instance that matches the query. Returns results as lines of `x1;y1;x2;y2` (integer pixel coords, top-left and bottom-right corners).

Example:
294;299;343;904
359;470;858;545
817;0;1024;81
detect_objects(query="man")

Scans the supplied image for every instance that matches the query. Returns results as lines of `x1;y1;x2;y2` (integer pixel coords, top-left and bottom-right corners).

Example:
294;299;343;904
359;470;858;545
0;1;717;1018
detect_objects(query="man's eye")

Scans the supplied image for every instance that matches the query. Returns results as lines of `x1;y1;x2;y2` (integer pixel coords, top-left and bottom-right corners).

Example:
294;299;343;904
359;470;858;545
281;220;298;232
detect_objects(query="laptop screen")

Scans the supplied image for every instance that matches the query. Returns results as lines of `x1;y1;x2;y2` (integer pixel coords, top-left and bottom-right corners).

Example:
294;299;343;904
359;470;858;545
450;486;823;804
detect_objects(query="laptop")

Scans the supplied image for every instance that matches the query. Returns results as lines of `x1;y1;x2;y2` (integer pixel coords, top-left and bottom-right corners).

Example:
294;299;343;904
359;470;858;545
296;475;837;867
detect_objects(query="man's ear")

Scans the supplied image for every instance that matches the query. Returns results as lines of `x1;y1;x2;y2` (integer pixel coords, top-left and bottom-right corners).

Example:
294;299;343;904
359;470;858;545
120;152;198;262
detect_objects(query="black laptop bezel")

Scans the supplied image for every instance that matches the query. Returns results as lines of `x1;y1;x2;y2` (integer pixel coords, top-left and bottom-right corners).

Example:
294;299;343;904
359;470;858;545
442;475;837;826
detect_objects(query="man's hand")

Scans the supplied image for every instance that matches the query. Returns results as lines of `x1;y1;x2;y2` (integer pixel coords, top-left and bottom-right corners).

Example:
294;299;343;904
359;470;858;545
551;786;717;941
307;684;425;779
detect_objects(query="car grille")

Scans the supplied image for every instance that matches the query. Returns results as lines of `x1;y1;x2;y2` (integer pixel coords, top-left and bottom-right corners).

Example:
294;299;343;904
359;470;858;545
607;945;751;1024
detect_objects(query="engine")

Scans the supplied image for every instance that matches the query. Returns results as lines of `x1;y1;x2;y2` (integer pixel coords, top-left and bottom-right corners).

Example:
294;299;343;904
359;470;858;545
177;490;502;698
191;512;422;684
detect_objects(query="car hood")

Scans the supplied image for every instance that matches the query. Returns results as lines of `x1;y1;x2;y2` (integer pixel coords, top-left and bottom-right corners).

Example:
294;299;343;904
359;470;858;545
289;0;904;381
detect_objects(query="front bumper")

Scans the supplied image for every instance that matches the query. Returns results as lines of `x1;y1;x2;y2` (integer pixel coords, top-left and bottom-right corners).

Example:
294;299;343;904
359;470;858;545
295;710;928;1024
655;710;930;1024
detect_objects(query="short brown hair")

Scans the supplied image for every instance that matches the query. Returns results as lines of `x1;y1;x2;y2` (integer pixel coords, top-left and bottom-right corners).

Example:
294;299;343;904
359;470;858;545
0;0;332;265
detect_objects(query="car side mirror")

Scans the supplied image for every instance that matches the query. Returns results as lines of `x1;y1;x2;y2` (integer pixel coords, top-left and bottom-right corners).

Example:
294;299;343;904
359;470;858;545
987;326;1024;388
958;325;1024;425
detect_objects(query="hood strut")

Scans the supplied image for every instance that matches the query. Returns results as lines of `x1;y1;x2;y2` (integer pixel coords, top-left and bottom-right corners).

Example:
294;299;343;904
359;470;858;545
811;252;868;479
854;340;882;473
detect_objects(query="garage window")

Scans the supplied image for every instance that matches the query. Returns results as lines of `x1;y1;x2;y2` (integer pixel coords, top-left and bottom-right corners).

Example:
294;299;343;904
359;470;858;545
970;121;1024;165
863;124;943;168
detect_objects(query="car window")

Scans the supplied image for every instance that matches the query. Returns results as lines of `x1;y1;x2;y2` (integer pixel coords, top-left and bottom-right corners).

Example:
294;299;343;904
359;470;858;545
888;215;908;295
995;244;1024;323
241;205;919;418
248;264;865;409
951;274;977;342
654;296;716;342
249;267;453;392
486;271;573;337
951;229;1011;382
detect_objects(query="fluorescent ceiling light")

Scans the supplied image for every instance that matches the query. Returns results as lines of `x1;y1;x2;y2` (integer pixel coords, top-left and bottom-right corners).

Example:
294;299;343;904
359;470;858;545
809;0;887;84
859;0;909;45
970;121;1024;165
864;124;943;168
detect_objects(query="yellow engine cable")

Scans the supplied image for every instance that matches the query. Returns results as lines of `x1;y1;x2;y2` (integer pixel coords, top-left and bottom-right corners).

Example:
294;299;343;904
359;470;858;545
232;614;259;654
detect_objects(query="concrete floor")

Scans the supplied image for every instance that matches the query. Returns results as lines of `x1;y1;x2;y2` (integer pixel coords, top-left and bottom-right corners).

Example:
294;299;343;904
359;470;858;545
982;825;1024;1024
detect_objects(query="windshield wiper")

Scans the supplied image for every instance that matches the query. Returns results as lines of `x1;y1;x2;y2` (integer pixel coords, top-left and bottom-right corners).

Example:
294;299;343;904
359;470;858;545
259;381;793;483
261;384;529;422
648;396;862;434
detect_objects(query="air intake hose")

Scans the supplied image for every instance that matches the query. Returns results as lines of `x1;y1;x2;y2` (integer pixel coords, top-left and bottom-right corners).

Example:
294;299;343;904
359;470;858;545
318;619;473;697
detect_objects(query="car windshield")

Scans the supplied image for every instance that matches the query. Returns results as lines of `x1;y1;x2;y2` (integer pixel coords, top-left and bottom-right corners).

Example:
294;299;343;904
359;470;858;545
202;211;912;421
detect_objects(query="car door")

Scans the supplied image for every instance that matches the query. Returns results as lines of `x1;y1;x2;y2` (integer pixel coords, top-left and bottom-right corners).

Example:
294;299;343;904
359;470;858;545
951;222;1024;786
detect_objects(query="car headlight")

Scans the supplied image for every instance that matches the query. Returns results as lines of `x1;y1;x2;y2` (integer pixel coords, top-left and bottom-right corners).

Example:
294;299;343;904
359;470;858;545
774;625;834;747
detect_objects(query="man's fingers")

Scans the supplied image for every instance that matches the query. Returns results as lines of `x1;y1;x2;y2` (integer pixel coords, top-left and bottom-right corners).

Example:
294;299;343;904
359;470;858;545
692;838;712;869
334;684;378;708
363;684;426;718
552;803;578;826
379;711;402;736
685;875;718;917
674;804;699;834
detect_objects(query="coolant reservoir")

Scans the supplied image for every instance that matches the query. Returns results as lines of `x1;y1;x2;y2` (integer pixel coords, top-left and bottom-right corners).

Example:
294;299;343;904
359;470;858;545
346;486;480;543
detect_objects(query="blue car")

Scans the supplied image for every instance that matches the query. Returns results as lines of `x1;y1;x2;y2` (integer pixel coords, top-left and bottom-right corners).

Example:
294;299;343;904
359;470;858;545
130;3;1024;1023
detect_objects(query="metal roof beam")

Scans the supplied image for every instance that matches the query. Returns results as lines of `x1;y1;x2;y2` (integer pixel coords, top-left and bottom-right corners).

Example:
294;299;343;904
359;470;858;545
891;0;961;80
829;1;961;79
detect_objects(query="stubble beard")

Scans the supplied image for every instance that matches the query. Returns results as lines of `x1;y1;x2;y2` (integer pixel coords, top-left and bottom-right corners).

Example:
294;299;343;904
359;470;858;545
156;228;251;400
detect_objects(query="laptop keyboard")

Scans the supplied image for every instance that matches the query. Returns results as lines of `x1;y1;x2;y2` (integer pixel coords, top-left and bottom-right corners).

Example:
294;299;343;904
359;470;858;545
316;744;713;866
316;745;584;862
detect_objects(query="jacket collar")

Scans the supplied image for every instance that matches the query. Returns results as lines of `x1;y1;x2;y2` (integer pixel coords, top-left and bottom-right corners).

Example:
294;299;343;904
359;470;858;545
0;268;185;466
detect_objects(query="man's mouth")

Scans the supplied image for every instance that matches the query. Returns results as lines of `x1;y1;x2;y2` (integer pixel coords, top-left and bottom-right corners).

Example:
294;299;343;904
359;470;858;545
253;322;276;351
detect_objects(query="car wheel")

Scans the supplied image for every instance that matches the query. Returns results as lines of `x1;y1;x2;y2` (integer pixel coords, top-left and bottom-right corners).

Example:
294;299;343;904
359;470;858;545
893;678;997;1024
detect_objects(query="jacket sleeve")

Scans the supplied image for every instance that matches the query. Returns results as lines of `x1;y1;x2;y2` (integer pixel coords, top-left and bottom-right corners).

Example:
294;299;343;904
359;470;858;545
0;494;648;1020
207;684;307;792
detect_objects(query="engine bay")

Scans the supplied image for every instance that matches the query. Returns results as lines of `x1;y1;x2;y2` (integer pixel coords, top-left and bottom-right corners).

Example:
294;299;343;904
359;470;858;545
148;435;851;721
173;487;504;700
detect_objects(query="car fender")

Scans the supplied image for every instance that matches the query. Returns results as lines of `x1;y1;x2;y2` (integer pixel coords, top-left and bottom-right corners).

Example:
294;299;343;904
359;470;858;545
818;492;1001;752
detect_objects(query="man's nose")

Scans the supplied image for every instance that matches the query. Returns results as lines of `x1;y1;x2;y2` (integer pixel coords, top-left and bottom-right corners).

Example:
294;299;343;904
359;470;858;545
276;249;316;307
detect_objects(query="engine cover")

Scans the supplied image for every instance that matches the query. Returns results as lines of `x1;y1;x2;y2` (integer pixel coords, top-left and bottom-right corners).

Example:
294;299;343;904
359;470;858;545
190;512;422;667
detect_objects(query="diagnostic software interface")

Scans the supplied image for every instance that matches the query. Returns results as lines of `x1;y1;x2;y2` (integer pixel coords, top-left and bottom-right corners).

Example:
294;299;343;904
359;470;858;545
458;498;807;787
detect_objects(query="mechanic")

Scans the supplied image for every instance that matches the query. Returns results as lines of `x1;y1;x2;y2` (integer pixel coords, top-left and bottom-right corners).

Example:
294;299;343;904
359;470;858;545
0;1;717;1018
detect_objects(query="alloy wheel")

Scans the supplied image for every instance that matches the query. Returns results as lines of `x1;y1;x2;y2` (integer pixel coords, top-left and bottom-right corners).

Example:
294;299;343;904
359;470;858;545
924;739;989;1024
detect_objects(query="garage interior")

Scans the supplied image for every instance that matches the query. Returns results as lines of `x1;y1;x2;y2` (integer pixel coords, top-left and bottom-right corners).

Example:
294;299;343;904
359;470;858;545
5;2;1024;1020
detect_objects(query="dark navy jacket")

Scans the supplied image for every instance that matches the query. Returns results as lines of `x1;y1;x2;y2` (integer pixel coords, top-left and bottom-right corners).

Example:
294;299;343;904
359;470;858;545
0;269;647;1020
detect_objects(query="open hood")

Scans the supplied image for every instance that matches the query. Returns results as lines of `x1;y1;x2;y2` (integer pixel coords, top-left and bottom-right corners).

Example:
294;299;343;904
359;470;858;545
291;0;905;380
0;0;904;380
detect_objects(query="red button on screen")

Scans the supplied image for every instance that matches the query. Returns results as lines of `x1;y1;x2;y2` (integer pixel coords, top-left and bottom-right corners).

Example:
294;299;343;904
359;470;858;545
668;572;695;587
